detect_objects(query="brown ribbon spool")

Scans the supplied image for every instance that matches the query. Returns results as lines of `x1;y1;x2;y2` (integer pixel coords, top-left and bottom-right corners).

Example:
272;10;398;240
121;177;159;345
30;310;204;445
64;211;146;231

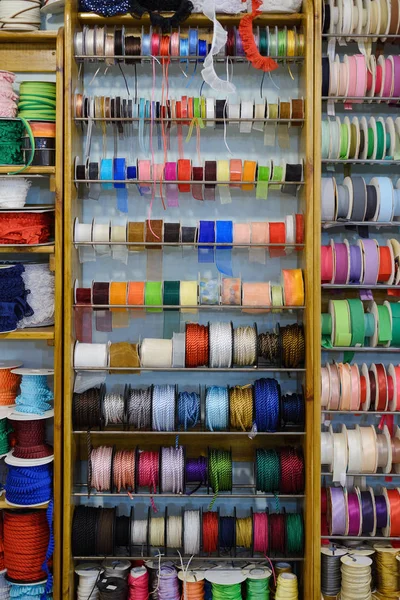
279;101;291;121
109;342;140;374
128;222;145;252
145;219;163;250
291;99;304;126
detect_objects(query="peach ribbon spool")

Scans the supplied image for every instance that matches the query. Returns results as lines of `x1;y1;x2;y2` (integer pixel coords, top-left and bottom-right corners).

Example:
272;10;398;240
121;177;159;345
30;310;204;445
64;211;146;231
233;223;251;244
338;363;352;410
242;282;271;314
328;362;340;410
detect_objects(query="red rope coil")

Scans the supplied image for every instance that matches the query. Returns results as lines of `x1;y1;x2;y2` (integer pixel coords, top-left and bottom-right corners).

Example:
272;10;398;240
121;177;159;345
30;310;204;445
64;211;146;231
4;511;50;582
185;323;209;368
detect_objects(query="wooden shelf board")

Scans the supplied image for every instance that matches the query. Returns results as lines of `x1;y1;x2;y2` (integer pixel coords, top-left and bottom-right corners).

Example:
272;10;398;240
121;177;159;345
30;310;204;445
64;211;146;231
0;245;55;254
0;327;55;340
78;12;304;26
0;166;55;175
0;31;58;43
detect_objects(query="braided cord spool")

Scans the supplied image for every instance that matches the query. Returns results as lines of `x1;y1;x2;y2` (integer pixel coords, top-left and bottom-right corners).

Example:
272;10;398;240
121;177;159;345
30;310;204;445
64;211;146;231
285;513;304;554
280;324;304;368
236;516;252;548
233;325;257;366
229;385;253;431
256;448;280;493
185;323;209;367
208;449;232;509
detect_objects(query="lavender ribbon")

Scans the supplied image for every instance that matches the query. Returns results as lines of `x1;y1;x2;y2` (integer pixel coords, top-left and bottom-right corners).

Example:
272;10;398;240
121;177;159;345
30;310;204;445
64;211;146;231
360;239;379;300
330;487;346;535
349;244;362;283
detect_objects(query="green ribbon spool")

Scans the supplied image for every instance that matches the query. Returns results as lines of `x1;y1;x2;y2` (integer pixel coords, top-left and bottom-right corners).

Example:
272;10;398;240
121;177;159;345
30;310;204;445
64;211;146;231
367;127;375;159
259;28;268;56
145;281;163;313
347;299;365;346
339;123;349;159
364;312;375;339
193;97;200;119
390;303;400;346
277;29;287;56
375;121;385;160
321;313;332;336
163;281;180;308
377;304;392;345
256;166;270;200
333;300;352;346
270;165;283;190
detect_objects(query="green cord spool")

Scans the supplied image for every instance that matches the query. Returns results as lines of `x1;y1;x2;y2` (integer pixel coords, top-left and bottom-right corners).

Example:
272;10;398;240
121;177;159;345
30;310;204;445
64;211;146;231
0;418;12;455
286;513;304;554
246;577;270;599
18;81;57;121
256;448;280;493
211;583;242;600
208;448;232;509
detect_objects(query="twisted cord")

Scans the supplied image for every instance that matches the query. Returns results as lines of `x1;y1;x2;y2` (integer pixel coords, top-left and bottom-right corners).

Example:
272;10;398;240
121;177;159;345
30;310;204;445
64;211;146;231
185;323;209;367
0;418;12;454
256;448;280;493
152;385;175;431
90;446;112;492
229;385;253;431
258;332;279;364
183;510;200;555
177;391;200;430
233;325;257;366
4;510;50;582
161;446;184;494
113;449;135;493
254;378;280;432
209;322;232;368
103;393;124;426
282;393;305;428
127;387;151;429
208;449;232;509
73;387;102;429
280;324;305;368
206;386;229;431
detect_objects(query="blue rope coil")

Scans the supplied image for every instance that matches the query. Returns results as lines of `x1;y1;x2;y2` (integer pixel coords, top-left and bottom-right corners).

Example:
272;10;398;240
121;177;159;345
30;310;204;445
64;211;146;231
282;392;305;427
15;375;53;415
152;385;175;432
5;463;52;505
10;583;53;599
0;264;32;333
177;391;200;430
206;386;229;431
254;378;280;432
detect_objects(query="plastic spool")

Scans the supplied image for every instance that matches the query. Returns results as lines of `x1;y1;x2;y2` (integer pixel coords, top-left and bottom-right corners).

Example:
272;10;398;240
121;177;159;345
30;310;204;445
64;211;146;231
75;563;104;600
394;427;400;474
204;569;246;585
360;364;371;411
9;368;54;419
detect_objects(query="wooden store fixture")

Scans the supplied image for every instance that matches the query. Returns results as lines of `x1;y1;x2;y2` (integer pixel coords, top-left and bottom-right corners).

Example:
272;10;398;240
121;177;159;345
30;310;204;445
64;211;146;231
63;1;317;598
0;29;64;598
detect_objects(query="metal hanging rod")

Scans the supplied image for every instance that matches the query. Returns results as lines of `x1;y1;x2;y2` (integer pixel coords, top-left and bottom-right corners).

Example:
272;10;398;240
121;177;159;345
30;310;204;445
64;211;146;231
322;160;400;165
73;555;305;561
73;304;305;310
321;410;400;416
74;117;305;123
321;472;400;477
322;221;400;228
75;54;304;61
322;347;400;353
74;366;305;372
322;33;400;38
74;242;304;248
72;491;306;499
322;96;400;102
73;430;306;435
73;179;305;185
322;535;400;541
322;284;400;290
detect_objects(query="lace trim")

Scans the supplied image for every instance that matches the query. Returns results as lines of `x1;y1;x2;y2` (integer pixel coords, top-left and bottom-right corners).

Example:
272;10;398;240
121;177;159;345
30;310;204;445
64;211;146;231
18;263;55;328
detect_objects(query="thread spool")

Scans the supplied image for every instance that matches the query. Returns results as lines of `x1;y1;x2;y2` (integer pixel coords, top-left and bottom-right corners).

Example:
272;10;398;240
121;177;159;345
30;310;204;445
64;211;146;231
128;566;149;600
101;559;131;579
12;369;54;416
75;563;104;600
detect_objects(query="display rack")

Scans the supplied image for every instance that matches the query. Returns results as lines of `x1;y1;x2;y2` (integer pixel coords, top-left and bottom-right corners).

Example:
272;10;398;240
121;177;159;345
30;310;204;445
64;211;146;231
0;29;64;599
63;3;315;598
315;3;400;597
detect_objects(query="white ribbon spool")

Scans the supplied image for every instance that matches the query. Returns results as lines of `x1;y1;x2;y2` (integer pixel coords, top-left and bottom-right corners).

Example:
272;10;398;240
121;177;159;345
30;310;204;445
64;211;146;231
74;342;108;369
140;338;173;368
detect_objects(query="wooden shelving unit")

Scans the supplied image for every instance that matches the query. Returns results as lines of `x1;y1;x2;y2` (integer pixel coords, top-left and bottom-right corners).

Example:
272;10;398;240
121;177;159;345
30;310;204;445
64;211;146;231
0;30;63;599
63;3;316;598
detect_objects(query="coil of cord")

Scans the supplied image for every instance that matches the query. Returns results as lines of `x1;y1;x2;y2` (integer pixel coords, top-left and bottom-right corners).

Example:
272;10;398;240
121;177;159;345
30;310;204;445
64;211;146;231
72;387;102;429
97;576;128;599
258;323;304;368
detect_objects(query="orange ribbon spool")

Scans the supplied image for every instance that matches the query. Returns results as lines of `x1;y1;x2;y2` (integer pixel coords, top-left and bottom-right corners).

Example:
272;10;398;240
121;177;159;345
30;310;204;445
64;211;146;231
387;489;400;536
282;269;304;306
378;246;393;282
